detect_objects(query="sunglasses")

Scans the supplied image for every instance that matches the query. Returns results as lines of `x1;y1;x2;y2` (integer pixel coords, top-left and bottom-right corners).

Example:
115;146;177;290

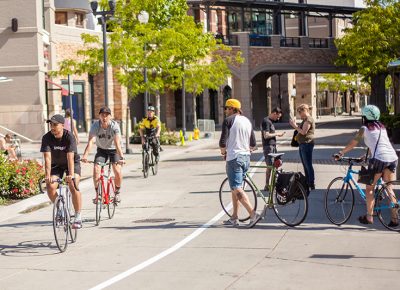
224;106;233;110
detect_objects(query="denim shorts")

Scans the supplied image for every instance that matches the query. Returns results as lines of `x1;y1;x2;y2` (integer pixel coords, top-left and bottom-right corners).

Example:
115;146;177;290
226;154;250;190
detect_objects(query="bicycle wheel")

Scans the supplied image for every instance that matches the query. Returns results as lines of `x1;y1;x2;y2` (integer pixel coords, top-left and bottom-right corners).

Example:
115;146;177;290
142;151;149;178
324;177;354;225
95;185;103;226
107;178;116;219
219;177;257;222
273;180;308;227
67;190;77;243
375;180;400;232
53;197;69;252
151;151;158;176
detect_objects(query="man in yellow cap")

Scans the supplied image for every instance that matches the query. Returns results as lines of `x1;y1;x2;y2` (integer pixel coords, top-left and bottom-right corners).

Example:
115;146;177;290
219;98;261;228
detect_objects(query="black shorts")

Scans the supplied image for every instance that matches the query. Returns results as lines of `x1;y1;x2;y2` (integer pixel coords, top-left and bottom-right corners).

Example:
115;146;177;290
50;163;81;178
95;148;121;163
369;158;398;175
263;145;277;166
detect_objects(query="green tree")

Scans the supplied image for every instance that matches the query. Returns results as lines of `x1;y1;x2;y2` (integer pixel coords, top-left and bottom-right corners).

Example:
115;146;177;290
335;0;400;112
55;0;240;125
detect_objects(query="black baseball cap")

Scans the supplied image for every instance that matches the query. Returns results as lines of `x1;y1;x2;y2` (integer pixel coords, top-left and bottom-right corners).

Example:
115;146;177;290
99;106;111;115
46;114;65;124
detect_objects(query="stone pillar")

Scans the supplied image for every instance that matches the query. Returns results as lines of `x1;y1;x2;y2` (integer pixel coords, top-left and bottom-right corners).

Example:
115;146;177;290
252;72;268;128
234;32;252;121
294;73;317;119
202;89;210;119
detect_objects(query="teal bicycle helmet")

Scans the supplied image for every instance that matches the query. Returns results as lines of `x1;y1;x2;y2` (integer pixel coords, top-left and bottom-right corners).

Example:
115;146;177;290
362;105;380;121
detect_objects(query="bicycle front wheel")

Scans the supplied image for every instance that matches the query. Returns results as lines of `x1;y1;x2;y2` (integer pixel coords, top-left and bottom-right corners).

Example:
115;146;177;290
53;197;69;252
107;178;116;219
375;180;400;232
95;185;103;226
151;152;158;176
324;177;354;225
273;180;308;227
143;151;149;178
219;177;257;222
67;191;77;243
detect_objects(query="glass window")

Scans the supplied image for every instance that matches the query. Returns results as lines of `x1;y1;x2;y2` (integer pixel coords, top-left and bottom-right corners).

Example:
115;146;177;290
75;13;84;28
55;12;68;25
228;11;242;32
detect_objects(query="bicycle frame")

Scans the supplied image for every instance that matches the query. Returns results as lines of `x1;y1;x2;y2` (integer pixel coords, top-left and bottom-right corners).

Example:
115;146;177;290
247;164;277;206
99;163;115;205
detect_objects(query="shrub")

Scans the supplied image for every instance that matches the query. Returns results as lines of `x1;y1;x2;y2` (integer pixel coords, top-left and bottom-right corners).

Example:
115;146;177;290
130;122;179;145
0;155;44;200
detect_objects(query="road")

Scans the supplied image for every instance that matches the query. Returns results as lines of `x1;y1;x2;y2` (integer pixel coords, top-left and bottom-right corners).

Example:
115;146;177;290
0;118;399;290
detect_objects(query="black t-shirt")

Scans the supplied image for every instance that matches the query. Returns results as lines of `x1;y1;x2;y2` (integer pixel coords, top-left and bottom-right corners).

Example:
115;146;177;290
261;117;276;146
40;129;79;166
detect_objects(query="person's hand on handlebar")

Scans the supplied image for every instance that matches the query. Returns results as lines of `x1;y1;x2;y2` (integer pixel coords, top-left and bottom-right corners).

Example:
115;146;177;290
65;175;74;183
118;158;126;165
333;152;343;161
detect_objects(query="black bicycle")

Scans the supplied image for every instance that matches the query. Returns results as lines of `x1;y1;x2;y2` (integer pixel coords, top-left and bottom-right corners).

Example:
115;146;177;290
142;135;159;178
40;178;78;252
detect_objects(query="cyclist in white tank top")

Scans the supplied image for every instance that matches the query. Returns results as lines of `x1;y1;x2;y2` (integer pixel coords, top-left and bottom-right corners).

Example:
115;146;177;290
336;105;398;226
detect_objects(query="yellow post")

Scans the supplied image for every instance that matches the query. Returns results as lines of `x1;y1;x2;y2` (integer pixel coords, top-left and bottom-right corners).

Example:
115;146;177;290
181;135;185;146
194;128;200;140
188;133;193;141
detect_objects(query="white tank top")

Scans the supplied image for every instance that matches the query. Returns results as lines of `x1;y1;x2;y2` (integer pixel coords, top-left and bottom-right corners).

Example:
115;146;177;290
64;118;72;132
362;125;397;162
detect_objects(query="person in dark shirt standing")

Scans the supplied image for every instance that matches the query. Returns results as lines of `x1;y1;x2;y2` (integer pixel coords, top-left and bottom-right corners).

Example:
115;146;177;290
219;99;260;228
40;114;82;229
261;107;285;190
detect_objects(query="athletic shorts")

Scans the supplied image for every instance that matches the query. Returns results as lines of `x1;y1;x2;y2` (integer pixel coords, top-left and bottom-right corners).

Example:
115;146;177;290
50;163;81;178
94;148;121;164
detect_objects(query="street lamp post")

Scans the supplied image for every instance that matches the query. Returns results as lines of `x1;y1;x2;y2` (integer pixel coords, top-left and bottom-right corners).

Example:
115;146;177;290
90;1;115;107
138;11;149;116
182;60;186;139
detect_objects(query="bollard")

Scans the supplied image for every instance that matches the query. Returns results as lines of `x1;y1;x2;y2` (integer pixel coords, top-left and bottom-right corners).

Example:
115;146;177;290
180;135;185;146
193;128;200;140
188;134;193;142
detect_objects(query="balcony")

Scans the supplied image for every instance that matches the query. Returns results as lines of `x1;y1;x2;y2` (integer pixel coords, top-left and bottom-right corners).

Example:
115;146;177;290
249;35;272;47
280;37;301;48
309;38;329;48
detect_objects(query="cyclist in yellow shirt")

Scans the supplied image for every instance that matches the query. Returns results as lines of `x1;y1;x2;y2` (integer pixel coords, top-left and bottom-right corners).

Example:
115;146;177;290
139;106;161;161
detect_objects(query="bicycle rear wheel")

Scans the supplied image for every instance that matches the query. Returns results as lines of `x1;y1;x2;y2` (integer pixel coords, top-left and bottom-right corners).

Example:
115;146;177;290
142;151;149;178
324;177;354;225
375;180;400;232
67;191;77;243
95;185;103;226
107;178;116;219
53;197;69;252
151;151;158;175
219;177;257;222
273;180;308;227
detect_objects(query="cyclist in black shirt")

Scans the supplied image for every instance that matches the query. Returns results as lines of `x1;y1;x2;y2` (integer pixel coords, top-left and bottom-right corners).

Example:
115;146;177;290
40;114;82;229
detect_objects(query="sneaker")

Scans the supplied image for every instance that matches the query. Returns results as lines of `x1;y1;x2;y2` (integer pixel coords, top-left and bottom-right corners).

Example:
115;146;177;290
114;193;121;203
247;213;262;228
72;218;82;229
222;217;239;227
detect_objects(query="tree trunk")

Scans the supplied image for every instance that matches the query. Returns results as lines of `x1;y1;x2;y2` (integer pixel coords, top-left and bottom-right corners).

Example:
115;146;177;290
193;94;197;129
371;73;388;113
393;72;400;114
155;91;161;120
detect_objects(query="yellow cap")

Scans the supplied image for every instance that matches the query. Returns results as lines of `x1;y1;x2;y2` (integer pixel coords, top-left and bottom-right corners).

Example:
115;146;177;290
225;99;241;109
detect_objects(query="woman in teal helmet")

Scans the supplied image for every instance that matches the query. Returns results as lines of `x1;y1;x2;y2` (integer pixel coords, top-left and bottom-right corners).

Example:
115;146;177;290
336;105;398;226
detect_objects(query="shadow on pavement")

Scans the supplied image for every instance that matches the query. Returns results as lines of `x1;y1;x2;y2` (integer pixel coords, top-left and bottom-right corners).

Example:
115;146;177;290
0;220;51;228
0;240;58;257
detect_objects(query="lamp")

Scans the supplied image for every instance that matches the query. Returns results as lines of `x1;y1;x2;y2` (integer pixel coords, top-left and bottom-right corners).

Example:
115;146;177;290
138;11;149;115
90;1;115;107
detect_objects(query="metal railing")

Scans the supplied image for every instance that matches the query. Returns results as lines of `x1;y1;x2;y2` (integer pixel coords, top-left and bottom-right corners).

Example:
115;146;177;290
198;119;215;134
249;35;272;47
280;37;301;47
309;38;329;48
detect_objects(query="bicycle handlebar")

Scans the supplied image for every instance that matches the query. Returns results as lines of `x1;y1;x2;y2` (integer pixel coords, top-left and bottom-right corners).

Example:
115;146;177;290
332;155;364;164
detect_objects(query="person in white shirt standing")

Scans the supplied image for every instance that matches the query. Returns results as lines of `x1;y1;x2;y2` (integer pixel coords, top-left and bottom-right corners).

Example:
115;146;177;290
219;99;260;228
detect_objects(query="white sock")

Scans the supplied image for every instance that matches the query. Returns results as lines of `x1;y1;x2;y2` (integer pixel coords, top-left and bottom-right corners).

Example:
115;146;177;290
75;212;81;220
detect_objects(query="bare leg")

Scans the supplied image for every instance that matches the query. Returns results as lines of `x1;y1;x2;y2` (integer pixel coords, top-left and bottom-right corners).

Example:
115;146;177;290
69;174;82;213
112;163;122;189
365;173;382;222
382;169;397;223
46;175;59;203
234;188;255;216
231;191;239;219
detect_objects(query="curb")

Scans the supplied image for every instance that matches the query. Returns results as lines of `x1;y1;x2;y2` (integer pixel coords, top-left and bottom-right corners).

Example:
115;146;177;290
0;138;218;223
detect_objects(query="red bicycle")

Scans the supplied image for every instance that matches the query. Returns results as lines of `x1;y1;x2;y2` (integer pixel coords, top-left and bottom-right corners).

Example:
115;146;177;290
87;161;117;225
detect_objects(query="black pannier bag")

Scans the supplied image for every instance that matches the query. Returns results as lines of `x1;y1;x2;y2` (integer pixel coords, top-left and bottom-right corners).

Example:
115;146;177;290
276;171;309;204
275;171;296;204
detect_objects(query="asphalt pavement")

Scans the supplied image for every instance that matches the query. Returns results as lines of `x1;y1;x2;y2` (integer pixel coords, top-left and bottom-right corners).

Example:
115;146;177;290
0;115;399;290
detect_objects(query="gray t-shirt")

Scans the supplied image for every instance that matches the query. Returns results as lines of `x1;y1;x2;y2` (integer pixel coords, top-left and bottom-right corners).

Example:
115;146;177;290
89;120;121;150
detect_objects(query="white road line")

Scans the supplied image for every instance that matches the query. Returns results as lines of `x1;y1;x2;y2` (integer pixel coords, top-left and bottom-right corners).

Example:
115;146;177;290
89;155;265;290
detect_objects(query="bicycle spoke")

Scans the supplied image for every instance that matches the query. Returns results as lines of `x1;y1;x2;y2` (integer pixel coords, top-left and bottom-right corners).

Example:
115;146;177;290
53;197;68;252
376;180;400;232
324;177;354;225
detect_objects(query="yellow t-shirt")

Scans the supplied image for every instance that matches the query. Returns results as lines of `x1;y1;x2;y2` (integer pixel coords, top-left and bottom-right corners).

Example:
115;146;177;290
139;116;160;134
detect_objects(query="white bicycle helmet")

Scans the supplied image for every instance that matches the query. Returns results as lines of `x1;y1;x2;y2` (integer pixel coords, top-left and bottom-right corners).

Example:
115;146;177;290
362;105;380;121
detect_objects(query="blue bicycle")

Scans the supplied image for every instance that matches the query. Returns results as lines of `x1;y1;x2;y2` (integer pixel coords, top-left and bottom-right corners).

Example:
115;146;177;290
325;156;400;232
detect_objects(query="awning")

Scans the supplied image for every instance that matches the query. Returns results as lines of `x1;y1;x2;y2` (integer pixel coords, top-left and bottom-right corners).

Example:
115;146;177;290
388;59;400;69
45;78;69;96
